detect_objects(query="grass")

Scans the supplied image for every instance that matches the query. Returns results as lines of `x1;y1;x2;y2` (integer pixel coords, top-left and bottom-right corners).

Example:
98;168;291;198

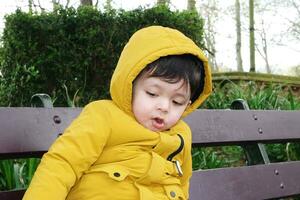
0;159;40;190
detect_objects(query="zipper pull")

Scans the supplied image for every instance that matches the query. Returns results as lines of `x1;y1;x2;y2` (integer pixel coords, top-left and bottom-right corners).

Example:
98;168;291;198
173;160;183;176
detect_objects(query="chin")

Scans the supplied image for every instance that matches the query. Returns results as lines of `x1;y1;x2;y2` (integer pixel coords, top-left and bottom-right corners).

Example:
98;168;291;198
148;127;164;132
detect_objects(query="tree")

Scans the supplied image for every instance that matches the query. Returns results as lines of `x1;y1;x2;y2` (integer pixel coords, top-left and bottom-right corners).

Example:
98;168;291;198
256;19;271;73
198;0;219;72
290;1;300;40
157;0;170;6
28;0;33;13
80;0;93;6
235;0;243;71
240;0;300;74
263;0;300;57
26;0;45;13
187;0;196;11
249;0;255;72
52;0;62;10
282;0;300;41
242;0;271;73
104;0;112;11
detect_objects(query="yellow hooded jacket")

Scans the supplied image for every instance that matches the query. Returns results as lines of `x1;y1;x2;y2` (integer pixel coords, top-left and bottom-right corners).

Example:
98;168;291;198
23;26;212;200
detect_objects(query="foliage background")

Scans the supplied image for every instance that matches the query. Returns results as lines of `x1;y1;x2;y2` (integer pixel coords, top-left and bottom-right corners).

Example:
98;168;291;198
193;81;300;170
0;5;204;107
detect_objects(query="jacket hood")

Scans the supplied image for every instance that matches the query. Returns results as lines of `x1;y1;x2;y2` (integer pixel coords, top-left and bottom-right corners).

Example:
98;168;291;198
110;26;212;117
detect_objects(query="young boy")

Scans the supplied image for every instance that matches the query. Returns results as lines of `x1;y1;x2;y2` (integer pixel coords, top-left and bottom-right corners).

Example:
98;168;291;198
23;26;212;200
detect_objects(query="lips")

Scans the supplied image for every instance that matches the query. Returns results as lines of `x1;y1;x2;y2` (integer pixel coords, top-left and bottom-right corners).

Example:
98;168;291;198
152;117;165;130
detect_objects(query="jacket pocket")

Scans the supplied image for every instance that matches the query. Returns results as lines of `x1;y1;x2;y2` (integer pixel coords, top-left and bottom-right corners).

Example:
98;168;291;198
86;164;130;182
164;184;186;200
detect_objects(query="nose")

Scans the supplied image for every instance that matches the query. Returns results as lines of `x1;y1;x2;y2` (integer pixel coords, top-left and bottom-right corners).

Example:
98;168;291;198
157;98;170;113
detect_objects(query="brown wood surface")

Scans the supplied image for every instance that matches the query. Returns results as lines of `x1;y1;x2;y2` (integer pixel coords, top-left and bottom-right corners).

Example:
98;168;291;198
190;161;300;200
0;190;25;200
0;107;81;158
1;107;300;199
185;109;300;145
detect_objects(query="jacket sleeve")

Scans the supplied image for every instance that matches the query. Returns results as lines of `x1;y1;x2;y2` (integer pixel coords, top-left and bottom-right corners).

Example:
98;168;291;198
180;127;193;199
23;102;111;200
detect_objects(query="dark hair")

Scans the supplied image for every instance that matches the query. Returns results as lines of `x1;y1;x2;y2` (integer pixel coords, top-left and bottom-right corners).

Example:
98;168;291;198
135;54;205;103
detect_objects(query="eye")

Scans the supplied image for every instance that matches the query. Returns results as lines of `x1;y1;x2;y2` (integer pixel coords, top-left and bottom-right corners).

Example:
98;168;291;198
173;100;184;106
146;91;157;97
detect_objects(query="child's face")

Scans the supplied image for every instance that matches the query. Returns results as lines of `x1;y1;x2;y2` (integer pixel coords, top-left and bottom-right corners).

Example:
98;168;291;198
132;75;191;132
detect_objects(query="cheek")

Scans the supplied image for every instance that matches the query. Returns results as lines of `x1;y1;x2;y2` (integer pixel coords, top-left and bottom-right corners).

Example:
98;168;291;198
168;109;186;126
132;95;151;121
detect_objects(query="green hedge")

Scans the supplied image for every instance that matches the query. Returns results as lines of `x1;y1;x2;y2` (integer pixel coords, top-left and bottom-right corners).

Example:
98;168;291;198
0;6;204;106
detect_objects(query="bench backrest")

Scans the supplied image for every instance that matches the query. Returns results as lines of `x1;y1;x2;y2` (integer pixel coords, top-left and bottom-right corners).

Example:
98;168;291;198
186;110;300;200
0;107;300;199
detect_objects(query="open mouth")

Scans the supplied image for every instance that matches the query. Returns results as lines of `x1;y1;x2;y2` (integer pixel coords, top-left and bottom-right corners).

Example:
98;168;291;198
152;117;165;130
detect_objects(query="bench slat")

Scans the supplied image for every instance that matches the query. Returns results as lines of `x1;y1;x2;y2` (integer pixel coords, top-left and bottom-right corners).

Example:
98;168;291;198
1;108;300;157
185;110;300;145
2;162;300;200
0;108;81;158
190;161;300;200
0;190;25;200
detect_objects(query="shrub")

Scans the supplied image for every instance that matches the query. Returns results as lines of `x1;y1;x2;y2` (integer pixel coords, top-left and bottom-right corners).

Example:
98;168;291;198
0;6;204;107
192;81;300;170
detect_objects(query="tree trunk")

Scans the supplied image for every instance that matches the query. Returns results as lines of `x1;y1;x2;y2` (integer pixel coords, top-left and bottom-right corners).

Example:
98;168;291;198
249;0;255;72
52;0;60;10
235;0;243;71
28;0;33;13
205;16;218;72
199;0;219;72
80;0;93;6
187;0;196;11
157;0;169;6
104;0;112;11
263;38;271;73
257;20;271;73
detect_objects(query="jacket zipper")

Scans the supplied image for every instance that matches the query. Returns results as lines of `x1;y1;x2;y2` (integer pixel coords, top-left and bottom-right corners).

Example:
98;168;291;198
167;134;184;161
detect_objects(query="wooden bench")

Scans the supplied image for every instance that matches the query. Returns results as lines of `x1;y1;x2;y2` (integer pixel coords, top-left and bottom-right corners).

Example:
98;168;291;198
1;97;300;199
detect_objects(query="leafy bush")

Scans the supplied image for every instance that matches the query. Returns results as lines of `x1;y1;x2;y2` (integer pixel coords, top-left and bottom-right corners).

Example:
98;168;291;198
202;81;300;110
0;6;204;107
192;81;300;170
